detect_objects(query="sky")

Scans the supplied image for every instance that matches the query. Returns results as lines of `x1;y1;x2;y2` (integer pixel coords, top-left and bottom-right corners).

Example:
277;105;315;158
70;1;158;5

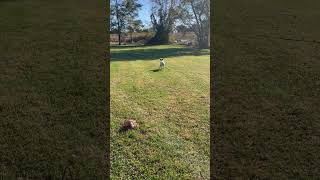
137;0;152;27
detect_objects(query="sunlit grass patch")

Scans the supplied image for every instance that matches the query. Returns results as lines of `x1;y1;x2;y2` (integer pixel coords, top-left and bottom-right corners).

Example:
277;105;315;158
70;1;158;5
110;45;210;179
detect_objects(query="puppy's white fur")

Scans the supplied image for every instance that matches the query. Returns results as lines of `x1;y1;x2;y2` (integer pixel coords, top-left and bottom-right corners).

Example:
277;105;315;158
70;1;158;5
159;58;165;69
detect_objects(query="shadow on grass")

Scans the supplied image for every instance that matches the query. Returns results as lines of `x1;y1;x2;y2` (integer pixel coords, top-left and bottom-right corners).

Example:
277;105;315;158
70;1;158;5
118;127;130;133
110;44;145;49
111;46;210;61
150;69;161;72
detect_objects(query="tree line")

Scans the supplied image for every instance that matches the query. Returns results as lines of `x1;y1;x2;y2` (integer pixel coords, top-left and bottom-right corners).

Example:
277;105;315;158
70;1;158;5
110;0;210;49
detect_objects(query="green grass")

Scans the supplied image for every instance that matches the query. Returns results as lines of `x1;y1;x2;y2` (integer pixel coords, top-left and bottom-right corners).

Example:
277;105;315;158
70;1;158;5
213;0;320;178
110;45;210;179
0;0;107;178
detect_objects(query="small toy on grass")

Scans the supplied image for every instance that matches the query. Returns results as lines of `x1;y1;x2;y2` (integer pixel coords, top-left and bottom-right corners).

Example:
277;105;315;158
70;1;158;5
121;119;138;131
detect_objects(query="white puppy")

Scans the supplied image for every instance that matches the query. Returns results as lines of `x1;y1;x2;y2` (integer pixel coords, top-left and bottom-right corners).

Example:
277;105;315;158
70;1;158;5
159;58;165;69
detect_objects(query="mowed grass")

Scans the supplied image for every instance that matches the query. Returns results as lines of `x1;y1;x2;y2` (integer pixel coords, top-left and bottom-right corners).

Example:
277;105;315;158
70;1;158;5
0;0;107;178
213;0;320;178
110;45;210;179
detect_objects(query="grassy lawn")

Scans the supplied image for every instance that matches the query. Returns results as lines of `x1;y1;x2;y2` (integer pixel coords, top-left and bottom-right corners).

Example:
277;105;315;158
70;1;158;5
110;45;210;179
213;0;320;178
0;0;107;178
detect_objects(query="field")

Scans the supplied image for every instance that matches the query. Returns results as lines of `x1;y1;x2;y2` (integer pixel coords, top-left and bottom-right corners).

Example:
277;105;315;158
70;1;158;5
110;45;210;179
0;0;107;178
213;0;320;178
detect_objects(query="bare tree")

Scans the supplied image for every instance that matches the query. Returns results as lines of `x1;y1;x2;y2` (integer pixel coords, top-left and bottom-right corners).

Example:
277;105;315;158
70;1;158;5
111;0;142;45
148;0;180;44
179;0;210;48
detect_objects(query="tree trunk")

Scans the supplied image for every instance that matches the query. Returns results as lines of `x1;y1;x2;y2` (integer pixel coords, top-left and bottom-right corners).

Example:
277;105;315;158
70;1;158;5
148;27;170;45
198;40;208;49
118;33;121;45
196;30;209;49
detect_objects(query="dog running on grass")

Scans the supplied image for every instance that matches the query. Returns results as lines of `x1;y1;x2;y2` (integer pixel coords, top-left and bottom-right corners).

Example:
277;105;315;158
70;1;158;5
159;58;166;70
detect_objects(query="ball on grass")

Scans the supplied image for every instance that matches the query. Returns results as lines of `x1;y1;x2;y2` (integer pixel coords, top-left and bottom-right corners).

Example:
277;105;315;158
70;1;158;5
122;119;138;130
